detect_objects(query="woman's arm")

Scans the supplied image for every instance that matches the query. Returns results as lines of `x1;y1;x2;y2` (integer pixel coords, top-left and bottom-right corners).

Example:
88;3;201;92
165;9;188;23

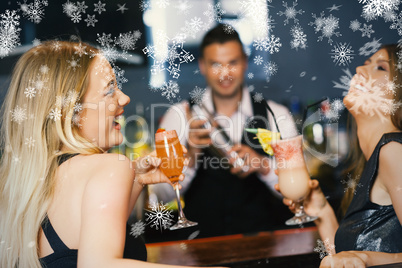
320;251;402;267
77;154;202;268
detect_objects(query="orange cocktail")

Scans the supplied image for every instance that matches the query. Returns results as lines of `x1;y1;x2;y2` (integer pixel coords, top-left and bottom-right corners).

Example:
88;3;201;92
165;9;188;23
155;129;184;183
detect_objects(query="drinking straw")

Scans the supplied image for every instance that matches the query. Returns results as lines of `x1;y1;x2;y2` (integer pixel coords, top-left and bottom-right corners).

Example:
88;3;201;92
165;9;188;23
302;97;328;126
263;101;282;139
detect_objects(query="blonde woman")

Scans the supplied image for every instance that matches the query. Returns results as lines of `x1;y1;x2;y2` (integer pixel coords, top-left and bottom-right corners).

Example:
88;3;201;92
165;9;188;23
277;44;402;267
0;41;191;268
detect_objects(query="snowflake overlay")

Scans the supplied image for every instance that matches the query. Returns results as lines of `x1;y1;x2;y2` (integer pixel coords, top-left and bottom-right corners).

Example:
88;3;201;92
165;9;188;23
212;64;236;82
94;1;106;14
11;105;27;124
359;37;382;56
254;55;263;65
348;76;402;121
253;35;282;54
19;0;48;24
323;98;345;123
359;23;374;38
349;20;361;32
253;92;264;103
130;220;146;238
143;31;194;79
145;202;174;231
189;86;206;105
341;174;362;195
332;68;353;95
180;17;205;39
330;43;354;66
360;0;400;21
309;12;341;44
263;61;278;77
239;0;274;35
390;11;402;36
277;1;304;25
25;137;35;148
0;10;21;58
314;238;335;259
290;25;307;50
159;80;180;101
203;3;225;24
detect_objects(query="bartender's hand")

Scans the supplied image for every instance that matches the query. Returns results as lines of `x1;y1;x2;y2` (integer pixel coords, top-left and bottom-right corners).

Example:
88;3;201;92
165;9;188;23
134;145;189;189
185;103;212;167
320;251;368;268
228;144;271;179
275;179;327;217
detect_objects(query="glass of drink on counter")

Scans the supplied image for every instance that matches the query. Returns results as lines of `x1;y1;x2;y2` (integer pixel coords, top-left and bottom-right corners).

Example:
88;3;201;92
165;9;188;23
271;135;318;225
155;129;198;230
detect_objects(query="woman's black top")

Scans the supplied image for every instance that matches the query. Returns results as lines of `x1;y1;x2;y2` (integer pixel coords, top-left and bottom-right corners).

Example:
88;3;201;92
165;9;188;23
40;154;147;267
335;132;402;253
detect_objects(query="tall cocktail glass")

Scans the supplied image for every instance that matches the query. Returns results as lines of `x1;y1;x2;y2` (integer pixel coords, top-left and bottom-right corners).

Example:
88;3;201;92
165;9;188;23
155;129;198;230
271;135;318;225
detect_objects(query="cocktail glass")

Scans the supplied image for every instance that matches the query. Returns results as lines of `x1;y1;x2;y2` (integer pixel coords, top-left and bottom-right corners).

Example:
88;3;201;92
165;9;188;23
271;135;318;225
155;129;198;230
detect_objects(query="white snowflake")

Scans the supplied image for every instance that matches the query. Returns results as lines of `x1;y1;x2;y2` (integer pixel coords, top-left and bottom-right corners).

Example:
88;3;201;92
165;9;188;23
116;31;141;51
277;1;304;25
145;202;174;231
327;4;342;12
25;137;35;148
0;10;21;58
330;43;354;66
76;1;88;14
62;0;77;17
39;64;49;74
116;3;128;14
383;9;397;22
67;57;80;71
84;14;97;27
11;105;27;124
113;65;128;90
247;72;254;79
13;155;21;163
332;68;353;95
239;0;274;35
263;61;278;77
359;23;374;38
143;31;194;79
48;108;62;121
139;0;151;11
130;221;146;238
174;0;192;15
31;74;48;93
253;92;264;103
324;99;345;123
94;1;106;14
359;37;382;56
19;0;46;24
361;0;400;21
314;238;335;259
24;87;36;99
212;63;236;81
203;3;225;24
223;23;236;34
253;55;263;65
253;35;282;54
341;174;362;195
189;86;206;105
181;17;204;39
71;113;82;127
160;80;180;100
309;12;341;44
73;103;83;113
390;11;402;36
349;20;361;32
51;40;62;51
156;0;170;8
70;12;81;23
290;25;307;50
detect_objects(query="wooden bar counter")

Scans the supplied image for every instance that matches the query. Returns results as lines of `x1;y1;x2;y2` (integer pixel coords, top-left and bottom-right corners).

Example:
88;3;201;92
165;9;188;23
146;227;322;267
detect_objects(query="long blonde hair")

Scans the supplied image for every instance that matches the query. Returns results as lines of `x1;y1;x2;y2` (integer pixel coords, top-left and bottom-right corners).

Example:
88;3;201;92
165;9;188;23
340;44;402;217
0;41;103;268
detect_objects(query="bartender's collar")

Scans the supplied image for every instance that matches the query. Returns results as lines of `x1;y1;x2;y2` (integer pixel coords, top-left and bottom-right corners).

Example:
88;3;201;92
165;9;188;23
202;86;253;118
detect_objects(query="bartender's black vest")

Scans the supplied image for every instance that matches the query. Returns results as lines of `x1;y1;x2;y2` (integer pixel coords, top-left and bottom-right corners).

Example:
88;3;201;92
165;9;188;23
185;92;291;238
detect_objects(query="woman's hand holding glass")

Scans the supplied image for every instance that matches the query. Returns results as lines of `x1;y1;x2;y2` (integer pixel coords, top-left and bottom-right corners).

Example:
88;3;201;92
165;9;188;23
133;146;189;189
275;179;328;220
